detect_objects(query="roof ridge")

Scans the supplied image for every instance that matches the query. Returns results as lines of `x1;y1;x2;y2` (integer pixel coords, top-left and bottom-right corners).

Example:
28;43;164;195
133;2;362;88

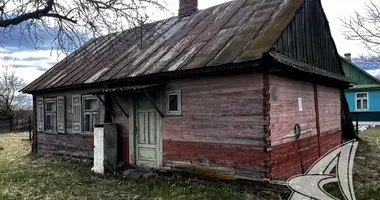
341;57;380;84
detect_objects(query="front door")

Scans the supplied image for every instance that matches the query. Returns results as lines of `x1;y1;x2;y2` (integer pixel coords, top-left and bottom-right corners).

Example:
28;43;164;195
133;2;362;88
134;93;161;168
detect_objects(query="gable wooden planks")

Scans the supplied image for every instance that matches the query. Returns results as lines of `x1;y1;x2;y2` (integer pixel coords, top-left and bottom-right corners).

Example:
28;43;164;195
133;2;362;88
274;0;342;74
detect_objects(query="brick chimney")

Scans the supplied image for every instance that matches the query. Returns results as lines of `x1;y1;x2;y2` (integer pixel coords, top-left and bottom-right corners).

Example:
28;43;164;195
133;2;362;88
178;0;198;18
344;53;352;61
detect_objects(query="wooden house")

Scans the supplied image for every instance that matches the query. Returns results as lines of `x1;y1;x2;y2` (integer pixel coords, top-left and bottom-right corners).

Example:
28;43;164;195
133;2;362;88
342;53;380;124
22;0;351;181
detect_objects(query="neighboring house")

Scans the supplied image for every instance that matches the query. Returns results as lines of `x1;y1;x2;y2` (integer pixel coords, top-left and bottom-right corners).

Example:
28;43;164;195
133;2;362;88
22;0;350;181
342;53;380;124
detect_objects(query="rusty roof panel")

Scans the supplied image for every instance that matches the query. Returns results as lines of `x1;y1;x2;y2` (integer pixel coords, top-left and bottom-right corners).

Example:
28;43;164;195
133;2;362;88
27;37;107;91
207;33;252;66
72;20;173;85
22;0;310;93
235;0;302;63
51;33;125;88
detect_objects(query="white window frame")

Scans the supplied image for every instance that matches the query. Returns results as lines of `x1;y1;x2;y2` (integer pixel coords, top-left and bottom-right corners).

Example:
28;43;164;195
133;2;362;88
166;90;182;116
44;98;57;133
355;92;369;111
82;95;99;133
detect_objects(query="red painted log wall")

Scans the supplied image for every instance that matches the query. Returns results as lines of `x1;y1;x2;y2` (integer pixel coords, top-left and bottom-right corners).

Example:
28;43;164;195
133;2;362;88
269;75;317;145
268;75;342;180
163;73;267;174
269;131;342;180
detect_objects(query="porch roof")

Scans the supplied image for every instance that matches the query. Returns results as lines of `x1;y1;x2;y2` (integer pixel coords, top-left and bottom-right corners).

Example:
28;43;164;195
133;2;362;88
87;84;163;95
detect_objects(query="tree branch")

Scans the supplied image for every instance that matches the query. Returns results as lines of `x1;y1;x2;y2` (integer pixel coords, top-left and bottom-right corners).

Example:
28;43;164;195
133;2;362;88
45;13;77;23
0;0;55;27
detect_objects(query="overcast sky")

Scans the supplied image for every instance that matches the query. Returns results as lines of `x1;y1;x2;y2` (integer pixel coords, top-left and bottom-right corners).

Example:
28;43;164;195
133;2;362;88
0;0;374;83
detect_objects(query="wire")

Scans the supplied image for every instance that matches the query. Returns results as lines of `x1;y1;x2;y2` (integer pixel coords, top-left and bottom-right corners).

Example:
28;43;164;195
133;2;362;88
294;124;305;173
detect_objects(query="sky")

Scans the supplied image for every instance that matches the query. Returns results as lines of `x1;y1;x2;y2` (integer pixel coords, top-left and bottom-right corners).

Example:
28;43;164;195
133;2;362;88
0;0;374;84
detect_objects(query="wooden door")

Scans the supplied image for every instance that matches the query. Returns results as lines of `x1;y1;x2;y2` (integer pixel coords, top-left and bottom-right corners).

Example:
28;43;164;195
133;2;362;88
134;93;161;168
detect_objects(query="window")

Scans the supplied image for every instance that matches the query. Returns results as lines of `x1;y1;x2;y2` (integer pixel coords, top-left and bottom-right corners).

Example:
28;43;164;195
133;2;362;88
44;99;57;132
83;96;99;133
356;92;368;110
166;90;181;115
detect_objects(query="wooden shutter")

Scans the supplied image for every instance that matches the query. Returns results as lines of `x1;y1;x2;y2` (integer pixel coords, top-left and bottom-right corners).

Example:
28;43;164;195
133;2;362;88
57;96;65;133
72;95;81;133
36;97;44;131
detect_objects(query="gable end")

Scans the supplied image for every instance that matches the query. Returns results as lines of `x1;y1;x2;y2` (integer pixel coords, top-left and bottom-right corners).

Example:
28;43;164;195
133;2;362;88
274;0;342;75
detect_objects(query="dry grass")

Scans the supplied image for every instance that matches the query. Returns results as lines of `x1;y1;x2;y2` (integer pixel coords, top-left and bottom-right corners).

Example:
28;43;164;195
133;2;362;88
0;131;379;199
324;129;380;200
0;133;285;200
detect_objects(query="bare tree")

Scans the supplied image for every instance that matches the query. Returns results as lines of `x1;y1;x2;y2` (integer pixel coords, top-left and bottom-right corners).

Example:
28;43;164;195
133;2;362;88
0;0;168;53
0;56;29;116
342;0;380;54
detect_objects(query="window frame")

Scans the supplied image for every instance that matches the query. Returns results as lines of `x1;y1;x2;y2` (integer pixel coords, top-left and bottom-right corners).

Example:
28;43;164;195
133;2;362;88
166;90;182;116
44;98;57;133
82;95;100;133
355;92;369;111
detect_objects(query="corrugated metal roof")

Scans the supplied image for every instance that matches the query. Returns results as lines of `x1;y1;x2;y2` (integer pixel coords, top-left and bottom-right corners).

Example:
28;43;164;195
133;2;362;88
22;0;306;93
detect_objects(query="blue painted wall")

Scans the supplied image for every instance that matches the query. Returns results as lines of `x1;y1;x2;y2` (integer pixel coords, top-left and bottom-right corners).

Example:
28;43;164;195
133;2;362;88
345;90;380;112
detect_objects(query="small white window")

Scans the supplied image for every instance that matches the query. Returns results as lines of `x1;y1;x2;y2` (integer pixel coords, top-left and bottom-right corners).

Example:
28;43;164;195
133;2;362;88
166;90;181;115
356;92;368;110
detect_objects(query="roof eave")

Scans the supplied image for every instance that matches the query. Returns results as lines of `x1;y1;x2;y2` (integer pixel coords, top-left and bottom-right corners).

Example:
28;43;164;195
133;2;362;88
22;60;262;94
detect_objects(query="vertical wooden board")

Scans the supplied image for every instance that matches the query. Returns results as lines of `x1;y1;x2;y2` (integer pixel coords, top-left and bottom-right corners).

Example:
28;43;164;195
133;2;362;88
57;96;66;133
138;113;145;144
36;97;44;131
72;95;81;133
149;112;156;144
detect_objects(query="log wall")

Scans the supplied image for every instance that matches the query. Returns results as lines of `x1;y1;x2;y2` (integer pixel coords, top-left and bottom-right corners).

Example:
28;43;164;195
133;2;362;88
162;73;267;178
268;75;342;180
269;75;317;145
38;132;93;159
269;130;341;180
33;73;343;181
35;89;104;159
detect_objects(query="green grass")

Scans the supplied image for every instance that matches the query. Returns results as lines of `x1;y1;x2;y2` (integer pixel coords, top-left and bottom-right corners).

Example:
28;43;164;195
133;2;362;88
0;130;379;199
0;133;286;200
324;128;380;200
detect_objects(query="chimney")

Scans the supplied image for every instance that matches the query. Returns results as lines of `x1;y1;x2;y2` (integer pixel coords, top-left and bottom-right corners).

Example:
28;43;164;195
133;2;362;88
344;53;352;61
178;0;198;18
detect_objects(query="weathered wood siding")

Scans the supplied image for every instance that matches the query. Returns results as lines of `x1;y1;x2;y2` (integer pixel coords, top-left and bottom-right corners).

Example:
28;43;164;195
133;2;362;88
162;73;267;178
38;132;93;159
318;85;341;134
269;131;341;180
269;75;317;145
35;89;105;158
275;0;342;75
111;95;130;167
268;75;342;180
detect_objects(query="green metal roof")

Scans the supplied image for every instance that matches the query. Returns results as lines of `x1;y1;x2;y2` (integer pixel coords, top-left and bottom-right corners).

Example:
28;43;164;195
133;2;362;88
341;57;380;86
